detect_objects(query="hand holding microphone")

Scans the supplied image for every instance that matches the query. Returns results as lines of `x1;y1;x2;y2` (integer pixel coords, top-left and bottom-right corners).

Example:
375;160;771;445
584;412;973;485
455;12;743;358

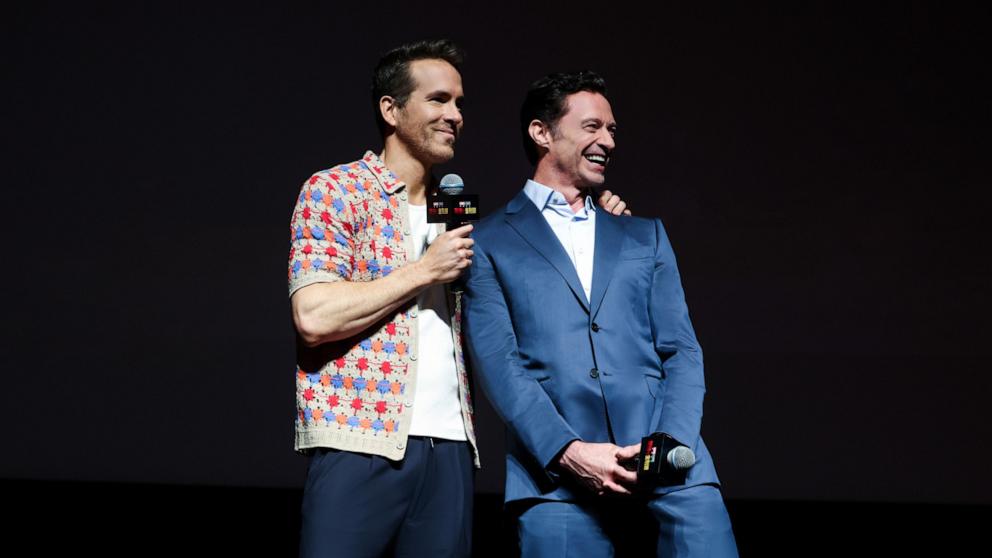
417;173;480;286
418;224;474;285
621;432;696;488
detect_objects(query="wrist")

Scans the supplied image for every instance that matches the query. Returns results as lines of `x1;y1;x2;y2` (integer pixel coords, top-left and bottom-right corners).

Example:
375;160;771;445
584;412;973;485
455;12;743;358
406;259;435;288
557;439;581;468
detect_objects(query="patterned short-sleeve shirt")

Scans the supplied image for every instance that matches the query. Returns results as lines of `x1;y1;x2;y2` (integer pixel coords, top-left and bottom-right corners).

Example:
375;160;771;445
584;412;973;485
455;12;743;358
288;151;478;465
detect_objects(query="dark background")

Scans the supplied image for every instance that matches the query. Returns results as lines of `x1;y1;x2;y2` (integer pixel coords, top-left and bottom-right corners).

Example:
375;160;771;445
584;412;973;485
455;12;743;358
3;1;990;552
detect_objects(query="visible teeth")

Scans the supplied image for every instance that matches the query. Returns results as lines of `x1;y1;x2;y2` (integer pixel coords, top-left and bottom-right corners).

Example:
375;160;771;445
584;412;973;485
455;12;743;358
585;154;607;164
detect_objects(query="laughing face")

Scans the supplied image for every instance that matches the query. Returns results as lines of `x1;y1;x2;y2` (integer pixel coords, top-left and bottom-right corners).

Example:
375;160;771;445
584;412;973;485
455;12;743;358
545;91;616;189
390;58;464;166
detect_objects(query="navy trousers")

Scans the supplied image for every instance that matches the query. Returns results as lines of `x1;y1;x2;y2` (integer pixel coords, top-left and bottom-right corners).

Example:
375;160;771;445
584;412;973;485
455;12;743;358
516;484;738;557
299;437;474;558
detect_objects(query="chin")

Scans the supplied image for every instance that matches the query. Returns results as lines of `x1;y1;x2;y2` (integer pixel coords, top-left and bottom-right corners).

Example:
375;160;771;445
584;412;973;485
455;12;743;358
431;144;456;163
582;173;607;187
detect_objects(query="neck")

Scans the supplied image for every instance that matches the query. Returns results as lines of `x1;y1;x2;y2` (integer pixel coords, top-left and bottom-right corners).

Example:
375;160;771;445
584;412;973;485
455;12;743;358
532;164;588;213
381;138;431;205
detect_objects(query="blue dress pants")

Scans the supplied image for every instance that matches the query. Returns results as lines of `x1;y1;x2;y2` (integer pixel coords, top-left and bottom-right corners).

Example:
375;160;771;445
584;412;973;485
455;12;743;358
299;437;474;558
517;484;738;557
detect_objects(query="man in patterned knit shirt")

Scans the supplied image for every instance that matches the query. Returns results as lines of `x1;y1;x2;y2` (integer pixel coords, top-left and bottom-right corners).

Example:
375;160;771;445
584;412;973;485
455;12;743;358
287;40;629;557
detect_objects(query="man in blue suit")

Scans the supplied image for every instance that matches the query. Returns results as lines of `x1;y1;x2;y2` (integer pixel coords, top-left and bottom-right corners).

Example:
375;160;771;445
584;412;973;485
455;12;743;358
463;71;738;556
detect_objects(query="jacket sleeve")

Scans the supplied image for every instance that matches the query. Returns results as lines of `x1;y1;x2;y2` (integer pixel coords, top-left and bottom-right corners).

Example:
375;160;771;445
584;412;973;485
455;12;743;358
462;236;579;475
650;218;706;450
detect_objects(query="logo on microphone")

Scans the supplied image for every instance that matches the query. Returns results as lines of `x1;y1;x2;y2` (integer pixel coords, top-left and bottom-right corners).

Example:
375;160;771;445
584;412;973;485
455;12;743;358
427;173;480;226
643;439;657;472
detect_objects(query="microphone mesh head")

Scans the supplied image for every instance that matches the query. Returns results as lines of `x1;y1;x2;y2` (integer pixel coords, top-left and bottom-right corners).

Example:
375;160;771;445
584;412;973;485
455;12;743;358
668;446;696;470
439;173;464;195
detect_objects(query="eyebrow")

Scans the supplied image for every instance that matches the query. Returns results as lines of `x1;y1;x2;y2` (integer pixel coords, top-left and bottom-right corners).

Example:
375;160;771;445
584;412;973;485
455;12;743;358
582;118;617;128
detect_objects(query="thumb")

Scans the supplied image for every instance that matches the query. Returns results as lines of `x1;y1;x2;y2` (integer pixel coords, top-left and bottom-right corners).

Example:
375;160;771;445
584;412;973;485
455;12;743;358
616;443;641;460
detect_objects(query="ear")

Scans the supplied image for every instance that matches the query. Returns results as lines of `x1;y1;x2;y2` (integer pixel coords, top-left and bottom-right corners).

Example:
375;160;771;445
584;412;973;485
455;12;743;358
528;119;552;152
380;96;399;128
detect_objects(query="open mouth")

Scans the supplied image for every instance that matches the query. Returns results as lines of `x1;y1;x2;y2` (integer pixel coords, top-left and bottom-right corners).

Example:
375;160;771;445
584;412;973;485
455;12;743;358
583;153;609;167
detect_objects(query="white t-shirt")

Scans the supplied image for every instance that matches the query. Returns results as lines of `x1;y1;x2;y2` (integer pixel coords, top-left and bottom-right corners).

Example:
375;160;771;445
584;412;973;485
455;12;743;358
406;204;467;441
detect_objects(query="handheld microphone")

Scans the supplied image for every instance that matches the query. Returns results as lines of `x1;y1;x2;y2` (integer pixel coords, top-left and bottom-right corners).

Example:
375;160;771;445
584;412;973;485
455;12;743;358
427;173;479;227
628;432;695;487
439;173;464;195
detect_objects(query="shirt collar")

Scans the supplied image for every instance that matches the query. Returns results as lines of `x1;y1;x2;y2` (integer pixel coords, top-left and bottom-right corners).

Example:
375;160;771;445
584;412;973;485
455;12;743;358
522;179;596;218
362;150;406;195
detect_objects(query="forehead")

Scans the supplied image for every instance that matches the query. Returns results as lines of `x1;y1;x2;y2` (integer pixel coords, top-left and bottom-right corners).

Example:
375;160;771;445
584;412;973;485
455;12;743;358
561;91;614;122
407;58;463;93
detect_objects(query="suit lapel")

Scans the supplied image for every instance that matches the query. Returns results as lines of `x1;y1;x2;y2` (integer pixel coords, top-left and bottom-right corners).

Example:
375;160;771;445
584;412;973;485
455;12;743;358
505;190;590;313
589;211;624;320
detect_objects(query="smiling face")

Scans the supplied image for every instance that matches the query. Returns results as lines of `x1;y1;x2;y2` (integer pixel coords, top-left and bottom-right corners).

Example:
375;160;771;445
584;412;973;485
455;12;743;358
388;58;465;166
542;91;616;189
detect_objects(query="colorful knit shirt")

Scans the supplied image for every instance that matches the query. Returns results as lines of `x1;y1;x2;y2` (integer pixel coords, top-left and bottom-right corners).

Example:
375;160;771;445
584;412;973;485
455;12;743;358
287;151;478;465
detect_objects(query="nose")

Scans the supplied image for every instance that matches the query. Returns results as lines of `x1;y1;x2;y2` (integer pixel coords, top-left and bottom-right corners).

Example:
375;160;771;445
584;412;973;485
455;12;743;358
444;101;463;127
598;128;615;151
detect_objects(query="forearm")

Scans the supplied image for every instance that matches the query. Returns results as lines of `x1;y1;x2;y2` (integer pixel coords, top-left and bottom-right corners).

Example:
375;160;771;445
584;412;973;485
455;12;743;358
292;261;431;346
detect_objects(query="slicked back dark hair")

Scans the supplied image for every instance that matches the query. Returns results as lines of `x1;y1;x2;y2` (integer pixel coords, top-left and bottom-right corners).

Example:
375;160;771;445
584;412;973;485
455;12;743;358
371;39;465;136
520;70;608;165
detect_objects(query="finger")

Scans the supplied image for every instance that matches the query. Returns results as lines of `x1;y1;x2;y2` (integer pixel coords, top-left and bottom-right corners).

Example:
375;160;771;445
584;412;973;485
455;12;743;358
450;224;473;236
604;195;620;211
611;201;627;216
613;465;638;485
603;481;632;495
616;443;641;460
463;249;474;259
622;209;632;216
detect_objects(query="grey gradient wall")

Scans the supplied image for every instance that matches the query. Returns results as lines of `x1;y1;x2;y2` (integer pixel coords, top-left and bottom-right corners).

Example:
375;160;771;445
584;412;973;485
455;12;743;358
2;2;989;504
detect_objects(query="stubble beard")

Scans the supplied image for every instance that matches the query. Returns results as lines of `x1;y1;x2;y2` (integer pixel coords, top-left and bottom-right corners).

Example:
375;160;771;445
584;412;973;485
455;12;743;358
396;122;455;167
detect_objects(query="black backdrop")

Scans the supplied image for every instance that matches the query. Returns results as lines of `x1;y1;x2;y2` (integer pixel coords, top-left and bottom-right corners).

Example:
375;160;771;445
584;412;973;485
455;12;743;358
3;2;989;505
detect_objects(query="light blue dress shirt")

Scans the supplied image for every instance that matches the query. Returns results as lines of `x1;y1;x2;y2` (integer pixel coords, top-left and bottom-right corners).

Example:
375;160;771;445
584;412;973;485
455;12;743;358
522;179;597;302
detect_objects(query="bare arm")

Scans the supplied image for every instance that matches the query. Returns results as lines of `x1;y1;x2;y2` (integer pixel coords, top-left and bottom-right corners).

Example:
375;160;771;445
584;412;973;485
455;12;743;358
292;224;474;346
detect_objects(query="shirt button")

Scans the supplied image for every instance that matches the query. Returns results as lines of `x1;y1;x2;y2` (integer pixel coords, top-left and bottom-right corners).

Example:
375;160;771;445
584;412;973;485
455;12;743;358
404;229;411;235
410;354;417;361
411;310;418;318
591;323;600;332
404;401;413;408
589;368;600;379
397;441;406;450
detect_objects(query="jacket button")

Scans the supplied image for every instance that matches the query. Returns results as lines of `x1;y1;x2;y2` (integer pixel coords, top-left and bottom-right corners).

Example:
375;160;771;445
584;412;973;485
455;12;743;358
591;323;600;332
589;368;600;379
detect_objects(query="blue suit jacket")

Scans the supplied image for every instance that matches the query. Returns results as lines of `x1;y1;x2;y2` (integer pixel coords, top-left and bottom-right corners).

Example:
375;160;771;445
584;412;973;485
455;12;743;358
463;190;720;503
